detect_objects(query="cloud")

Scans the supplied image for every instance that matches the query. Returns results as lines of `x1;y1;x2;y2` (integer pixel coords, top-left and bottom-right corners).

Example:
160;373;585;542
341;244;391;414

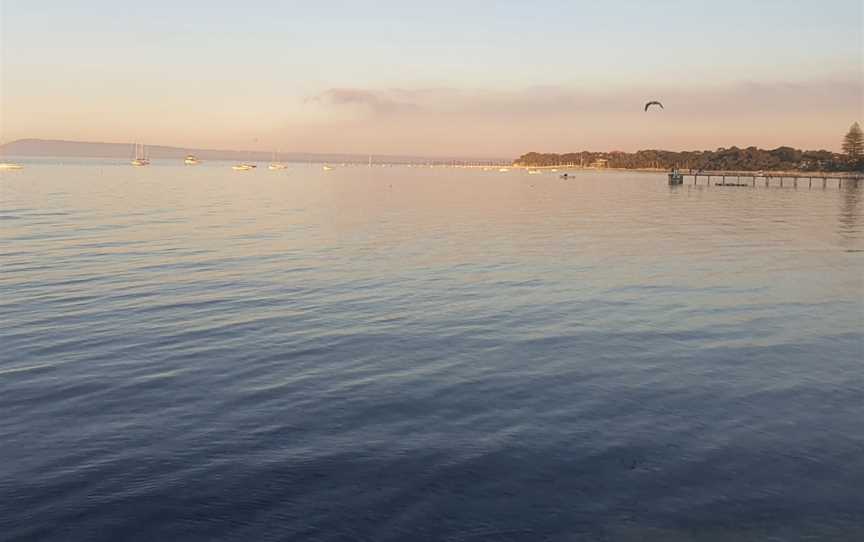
289;76;861;155
306;88;417;115
308;76;862;120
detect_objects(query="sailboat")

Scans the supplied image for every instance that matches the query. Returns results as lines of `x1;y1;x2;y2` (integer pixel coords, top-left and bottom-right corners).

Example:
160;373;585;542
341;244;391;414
131;143;150;166
268;150;288;170
184;154;201;165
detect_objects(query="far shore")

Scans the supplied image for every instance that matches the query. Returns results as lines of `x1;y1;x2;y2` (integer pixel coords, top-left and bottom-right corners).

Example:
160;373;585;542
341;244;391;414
512;165;864;176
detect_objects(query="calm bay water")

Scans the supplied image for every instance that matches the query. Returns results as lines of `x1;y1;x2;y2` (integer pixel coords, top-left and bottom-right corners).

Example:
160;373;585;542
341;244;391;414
1;159;862;541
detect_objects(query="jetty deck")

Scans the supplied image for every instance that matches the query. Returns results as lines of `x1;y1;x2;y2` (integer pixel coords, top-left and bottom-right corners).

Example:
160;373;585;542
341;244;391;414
670;170;862;188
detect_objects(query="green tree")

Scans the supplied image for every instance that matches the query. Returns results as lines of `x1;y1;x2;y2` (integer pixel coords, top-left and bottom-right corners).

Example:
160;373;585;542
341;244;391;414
842;122;863;159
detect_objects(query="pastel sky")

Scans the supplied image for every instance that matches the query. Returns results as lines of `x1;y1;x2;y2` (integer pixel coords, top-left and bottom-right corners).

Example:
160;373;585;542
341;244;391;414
1;0;861;157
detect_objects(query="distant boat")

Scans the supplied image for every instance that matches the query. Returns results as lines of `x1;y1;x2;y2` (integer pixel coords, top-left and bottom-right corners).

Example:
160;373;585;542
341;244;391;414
322;164;334;171
131;143;150;166
268;150;288;170
184;154;201;165
234;140;259;171
0;162;24;170
498;167;510;172
527;169;542;175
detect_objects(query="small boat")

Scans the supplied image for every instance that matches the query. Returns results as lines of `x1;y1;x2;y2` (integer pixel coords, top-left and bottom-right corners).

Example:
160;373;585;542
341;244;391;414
527;169;542;175
0;162;24;170
668;169;684;185
322;164;334;171
235;139;259;171
498;167;510;173
184;155;201;165
131;143;150;166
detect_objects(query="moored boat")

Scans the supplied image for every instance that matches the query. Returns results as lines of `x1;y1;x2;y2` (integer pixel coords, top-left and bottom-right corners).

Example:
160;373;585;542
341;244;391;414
268;150;288;170
131;143;150;166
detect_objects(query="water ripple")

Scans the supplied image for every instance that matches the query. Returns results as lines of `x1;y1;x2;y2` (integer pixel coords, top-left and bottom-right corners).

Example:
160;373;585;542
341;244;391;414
1;163;862;541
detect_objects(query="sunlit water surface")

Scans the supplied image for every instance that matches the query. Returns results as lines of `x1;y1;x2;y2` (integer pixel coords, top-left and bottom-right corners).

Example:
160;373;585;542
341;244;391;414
2;159;862;541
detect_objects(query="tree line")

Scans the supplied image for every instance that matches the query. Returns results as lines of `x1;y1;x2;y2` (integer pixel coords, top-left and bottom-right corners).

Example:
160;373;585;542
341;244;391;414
516;123;864;172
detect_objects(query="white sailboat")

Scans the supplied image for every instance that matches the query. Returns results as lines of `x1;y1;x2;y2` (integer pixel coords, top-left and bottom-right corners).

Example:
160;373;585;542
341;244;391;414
268;150;288;170
184;154;201;165
131;143;150;166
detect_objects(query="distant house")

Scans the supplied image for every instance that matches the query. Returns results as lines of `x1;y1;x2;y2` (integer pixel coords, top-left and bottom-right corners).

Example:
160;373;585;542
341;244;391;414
590;158;608;168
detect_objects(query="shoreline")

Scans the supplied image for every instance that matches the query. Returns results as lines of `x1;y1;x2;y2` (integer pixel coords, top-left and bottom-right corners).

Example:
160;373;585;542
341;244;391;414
513;165;864;176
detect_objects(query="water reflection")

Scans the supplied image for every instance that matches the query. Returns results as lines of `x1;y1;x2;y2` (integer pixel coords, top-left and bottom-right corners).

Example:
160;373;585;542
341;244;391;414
1;160;862;541
838;182;862;245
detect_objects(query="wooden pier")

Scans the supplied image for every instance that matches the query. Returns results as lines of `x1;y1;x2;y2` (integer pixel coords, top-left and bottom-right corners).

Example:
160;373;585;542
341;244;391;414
669;170;863;188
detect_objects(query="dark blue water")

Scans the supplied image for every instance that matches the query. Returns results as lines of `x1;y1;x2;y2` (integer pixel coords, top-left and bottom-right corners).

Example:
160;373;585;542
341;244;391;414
2;161;862;541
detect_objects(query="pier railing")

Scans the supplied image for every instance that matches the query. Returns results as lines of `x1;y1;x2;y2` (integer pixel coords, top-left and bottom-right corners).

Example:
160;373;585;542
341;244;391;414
670;169;862;188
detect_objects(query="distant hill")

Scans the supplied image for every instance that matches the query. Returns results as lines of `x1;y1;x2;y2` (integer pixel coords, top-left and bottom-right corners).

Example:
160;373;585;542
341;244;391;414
0;138;507;165
1;139;264;160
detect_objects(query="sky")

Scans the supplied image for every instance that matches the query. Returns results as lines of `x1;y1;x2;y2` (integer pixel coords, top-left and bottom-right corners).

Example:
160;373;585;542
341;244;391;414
1;0;862;157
